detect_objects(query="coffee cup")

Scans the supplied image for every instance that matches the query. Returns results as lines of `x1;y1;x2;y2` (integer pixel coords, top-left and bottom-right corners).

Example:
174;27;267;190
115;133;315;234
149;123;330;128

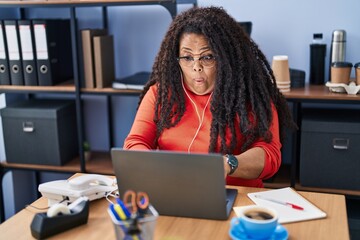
331;62;353;84
355;62;360;85
271;55;290;83
230;205;278;240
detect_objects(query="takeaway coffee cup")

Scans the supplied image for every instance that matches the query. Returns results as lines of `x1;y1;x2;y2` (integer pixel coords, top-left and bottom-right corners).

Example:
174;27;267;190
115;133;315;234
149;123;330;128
331;62;353;84
272;55;291;92
272;55;290;83
355;62;360;85
230;205;278;239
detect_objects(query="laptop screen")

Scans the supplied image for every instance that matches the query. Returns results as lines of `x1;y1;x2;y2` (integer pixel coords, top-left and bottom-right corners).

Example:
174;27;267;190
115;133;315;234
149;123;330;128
111;148;237;220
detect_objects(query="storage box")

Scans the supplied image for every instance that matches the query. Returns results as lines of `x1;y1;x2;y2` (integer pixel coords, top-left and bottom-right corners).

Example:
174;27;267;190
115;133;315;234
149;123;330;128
0;99;78;166
300;108;360;190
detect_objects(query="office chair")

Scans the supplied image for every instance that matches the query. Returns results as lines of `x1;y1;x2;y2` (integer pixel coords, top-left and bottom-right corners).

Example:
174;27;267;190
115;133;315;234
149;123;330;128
238;21;252;36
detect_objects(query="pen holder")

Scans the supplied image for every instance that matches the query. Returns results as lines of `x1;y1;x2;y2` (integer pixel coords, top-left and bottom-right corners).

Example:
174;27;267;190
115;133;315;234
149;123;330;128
108;204;158;240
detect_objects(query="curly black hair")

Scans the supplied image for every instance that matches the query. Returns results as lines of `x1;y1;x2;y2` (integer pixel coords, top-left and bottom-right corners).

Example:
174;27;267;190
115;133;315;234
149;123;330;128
138;6;295;154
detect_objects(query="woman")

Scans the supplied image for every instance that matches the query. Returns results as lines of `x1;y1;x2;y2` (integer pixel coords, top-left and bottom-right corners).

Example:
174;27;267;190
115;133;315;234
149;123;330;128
124;6;295;187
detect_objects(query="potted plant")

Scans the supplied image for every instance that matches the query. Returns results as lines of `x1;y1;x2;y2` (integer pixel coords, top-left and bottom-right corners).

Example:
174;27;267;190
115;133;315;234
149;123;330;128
83;141;91;161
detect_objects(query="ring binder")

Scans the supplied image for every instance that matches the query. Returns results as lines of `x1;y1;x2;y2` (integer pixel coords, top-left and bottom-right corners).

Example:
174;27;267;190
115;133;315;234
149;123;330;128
33;19;73;86
4;20;24;85
0;21;10;85
18;20;38;86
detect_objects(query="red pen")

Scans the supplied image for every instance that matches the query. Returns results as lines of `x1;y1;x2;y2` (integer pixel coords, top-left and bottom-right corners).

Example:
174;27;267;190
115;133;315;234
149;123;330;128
254;195;304;211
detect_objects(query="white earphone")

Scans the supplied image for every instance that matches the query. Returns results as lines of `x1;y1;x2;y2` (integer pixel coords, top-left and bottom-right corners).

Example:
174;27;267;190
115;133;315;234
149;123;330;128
181;77;213;153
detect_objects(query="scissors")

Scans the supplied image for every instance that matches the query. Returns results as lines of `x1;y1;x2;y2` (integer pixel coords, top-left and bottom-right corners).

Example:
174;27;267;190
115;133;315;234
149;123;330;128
123;190;149;215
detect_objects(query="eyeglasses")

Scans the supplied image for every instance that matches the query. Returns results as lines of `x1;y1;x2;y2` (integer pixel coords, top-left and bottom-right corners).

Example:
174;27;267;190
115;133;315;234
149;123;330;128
177;55;216;68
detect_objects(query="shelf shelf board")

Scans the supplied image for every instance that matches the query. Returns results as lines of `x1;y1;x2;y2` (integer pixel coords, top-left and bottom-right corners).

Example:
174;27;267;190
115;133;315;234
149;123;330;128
295;184;360;197
0;0;176;8
0;81;75;94
283;84;360;102
0;158;81;173
81;87;141;95
0;151;113;175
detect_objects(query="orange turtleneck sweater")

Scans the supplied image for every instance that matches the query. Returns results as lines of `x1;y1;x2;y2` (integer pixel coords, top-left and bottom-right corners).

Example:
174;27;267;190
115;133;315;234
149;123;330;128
124;84;282;188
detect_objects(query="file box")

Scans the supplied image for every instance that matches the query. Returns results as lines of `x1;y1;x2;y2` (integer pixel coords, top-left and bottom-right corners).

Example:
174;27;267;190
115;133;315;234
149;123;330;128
0;99;78;165
299;108;360;190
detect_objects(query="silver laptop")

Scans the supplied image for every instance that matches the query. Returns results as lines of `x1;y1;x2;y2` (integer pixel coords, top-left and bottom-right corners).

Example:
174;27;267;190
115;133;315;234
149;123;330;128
111;148;237;220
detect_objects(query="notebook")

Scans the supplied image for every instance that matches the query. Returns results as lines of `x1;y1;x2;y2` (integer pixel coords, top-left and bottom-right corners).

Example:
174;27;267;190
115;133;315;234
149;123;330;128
237;187;327;224
111;148;238;220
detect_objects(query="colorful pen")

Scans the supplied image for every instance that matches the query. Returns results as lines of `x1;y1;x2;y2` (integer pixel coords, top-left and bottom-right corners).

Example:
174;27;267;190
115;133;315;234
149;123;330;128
254;195;304;211
116;198;131;218
113;203;128;220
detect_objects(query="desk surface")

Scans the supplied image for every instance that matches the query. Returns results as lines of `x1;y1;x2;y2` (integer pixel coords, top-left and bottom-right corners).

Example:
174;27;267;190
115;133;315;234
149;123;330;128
0;186;349;240
283;85;360;101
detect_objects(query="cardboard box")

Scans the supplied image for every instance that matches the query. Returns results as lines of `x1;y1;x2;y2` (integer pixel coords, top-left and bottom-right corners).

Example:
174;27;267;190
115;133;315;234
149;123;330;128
0;99;78;166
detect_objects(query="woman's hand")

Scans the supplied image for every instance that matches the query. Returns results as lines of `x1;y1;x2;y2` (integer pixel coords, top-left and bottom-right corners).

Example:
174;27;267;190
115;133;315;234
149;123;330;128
223;155;230;178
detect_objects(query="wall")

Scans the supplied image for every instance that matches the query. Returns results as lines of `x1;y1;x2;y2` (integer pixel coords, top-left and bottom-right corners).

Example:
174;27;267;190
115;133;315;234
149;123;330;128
199;0;359;81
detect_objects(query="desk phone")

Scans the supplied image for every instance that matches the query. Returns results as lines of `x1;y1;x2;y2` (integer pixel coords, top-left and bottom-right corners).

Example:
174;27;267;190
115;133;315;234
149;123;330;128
38;174;117;206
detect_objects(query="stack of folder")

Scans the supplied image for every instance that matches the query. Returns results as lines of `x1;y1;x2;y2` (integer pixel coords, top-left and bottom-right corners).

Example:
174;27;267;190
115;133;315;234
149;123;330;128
0;19;73;86
81;28;115;89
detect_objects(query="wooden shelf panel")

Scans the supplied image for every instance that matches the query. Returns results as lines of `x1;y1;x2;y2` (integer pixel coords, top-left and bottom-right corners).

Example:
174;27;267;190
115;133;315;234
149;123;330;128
81;87;141;95
0;151;113;174
295;184;360;197
0;84;142;95
0;81;75;94
0;0;176;7
2;154;360;196
0;158;81;173
283;84;360;101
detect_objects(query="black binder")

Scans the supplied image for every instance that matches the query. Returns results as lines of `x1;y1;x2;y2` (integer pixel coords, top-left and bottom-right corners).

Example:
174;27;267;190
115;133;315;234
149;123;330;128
4;20;24;85
18;20;38;86
33;19;73;86
0;21;11;85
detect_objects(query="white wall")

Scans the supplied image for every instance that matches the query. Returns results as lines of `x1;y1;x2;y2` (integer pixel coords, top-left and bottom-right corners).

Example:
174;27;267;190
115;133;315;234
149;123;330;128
198;0;359;81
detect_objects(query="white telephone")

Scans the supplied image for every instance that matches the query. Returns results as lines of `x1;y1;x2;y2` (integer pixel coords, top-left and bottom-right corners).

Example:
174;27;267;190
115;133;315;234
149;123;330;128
38;174;117;206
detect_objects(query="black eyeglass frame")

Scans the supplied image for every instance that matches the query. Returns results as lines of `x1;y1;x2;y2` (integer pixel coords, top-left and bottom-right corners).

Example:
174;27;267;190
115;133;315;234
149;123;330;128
176;55;216;68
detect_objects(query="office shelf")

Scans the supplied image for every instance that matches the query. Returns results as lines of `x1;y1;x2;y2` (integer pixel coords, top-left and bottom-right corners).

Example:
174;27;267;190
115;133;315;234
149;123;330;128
0;0;197;223
0;0;196;169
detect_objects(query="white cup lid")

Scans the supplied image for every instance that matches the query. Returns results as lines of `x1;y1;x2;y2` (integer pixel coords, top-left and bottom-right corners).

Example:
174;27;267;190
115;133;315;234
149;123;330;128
273;55;288;61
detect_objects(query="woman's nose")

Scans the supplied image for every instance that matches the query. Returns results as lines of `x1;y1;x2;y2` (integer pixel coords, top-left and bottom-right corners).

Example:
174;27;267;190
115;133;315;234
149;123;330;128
193;60;203;72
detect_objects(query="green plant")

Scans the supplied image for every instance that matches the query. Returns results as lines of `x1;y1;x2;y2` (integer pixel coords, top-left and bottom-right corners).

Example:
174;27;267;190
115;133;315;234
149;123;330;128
83;141;90;152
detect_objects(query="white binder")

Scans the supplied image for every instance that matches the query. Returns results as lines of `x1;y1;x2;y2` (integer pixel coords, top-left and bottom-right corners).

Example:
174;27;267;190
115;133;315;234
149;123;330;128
4;20;24;85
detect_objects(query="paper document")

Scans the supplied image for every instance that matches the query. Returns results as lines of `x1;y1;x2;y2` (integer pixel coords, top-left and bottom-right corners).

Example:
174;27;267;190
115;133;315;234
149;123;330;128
234;187;327;224
112;71;149;90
